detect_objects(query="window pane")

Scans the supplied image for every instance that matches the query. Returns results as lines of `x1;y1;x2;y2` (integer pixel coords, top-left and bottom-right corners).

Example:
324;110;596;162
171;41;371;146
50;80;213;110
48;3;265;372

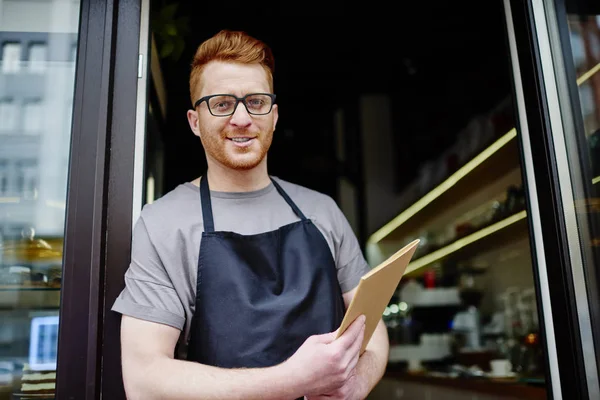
1;42;20;73
0;0;81;397
28;43;47;73
0;160;8;194
566;14;600;136
23;100;43;134
555;2;600;381
0;98;18;132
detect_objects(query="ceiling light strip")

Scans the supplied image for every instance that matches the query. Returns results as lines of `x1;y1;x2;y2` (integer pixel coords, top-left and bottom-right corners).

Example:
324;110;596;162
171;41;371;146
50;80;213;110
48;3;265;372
576;62;600;86
368;63;600;246
0;197;21;204
368;128;517;244
404;210;528;275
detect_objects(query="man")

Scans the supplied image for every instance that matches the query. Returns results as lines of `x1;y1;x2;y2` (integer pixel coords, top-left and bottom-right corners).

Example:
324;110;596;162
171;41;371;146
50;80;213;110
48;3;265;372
112;29;389;400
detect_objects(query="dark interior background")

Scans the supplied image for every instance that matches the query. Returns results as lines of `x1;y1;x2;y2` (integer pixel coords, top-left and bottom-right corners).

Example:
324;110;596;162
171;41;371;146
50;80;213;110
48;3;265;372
152;0;513;200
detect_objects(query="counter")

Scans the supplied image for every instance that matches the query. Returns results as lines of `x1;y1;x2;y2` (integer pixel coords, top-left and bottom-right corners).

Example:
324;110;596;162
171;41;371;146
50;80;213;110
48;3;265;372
373;370;547;400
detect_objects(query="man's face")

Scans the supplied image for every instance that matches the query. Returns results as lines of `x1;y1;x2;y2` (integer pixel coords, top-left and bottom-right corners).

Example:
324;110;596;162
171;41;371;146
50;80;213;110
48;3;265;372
187;61;278;171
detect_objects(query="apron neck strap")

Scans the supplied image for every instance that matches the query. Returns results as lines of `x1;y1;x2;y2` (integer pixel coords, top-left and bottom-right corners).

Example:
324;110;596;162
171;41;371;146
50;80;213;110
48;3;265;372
200;176;215;232
270;178;307;221
199;176;308;233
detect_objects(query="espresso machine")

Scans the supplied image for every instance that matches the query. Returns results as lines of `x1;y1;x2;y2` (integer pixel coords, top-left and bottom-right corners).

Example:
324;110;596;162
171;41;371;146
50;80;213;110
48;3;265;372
451;305;482;350
451;266;484;352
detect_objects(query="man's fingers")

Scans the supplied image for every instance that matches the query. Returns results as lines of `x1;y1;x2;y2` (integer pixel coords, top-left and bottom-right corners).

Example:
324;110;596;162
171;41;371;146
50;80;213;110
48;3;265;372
312;331;337;344
335;315;366;350
351;324;365;355
310;315;366;347
341;322;365;366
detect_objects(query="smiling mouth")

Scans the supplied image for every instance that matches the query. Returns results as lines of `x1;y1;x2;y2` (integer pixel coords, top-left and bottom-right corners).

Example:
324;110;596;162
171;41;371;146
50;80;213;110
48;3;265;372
228;137;254;143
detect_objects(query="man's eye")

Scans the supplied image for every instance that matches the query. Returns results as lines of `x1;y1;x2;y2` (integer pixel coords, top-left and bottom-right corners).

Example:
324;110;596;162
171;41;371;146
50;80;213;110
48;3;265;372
214;101;234;109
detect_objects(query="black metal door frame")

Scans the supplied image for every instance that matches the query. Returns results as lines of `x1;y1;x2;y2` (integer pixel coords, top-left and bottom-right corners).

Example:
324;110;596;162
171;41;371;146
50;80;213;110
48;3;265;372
58;0;600;398
504;0;600;398
56;0;141;398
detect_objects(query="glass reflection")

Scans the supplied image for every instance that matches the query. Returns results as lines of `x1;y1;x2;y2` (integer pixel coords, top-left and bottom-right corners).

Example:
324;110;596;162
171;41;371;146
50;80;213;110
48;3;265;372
0;1;80;399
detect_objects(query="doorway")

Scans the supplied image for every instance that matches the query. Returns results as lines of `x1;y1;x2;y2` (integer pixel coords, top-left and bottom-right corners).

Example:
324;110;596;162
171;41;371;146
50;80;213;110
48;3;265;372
145;0;514;241
132;0;551;399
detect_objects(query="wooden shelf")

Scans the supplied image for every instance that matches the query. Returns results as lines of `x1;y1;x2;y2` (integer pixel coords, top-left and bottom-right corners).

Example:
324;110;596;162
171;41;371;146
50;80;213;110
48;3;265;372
368;130;520;244
405;210;528;276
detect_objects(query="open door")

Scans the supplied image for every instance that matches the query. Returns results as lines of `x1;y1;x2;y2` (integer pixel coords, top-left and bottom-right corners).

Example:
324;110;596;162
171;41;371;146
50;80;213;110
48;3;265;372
98;0;600;399
504;0;600;398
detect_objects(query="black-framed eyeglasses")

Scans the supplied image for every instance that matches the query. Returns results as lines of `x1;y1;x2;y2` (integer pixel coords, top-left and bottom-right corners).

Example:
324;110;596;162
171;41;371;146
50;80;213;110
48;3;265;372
194;93;276;117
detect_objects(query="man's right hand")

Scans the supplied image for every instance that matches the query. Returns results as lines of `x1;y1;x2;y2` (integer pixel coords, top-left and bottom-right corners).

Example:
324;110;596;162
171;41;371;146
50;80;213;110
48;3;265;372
283;315;366;398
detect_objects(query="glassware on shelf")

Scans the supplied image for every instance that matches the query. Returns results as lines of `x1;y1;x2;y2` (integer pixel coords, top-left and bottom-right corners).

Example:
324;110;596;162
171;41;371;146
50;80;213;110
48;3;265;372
0;228;62;290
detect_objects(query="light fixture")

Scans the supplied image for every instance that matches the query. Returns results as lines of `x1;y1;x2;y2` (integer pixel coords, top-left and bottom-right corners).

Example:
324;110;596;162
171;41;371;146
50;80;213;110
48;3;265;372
367;129;517;245
0;197;21;204
368;63;600;246
404;210;527;275
146;174;155;205
577;62;600;86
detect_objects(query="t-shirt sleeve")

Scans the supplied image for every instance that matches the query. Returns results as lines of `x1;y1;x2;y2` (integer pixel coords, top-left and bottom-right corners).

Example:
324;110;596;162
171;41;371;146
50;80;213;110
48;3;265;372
330;199;371;293
111;212;185;331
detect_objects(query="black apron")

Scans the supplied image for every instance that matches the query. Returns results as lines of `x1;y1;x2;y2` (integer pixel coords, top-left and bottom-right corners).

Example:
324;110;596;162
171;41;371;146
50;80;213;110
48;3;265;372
186;176;345;370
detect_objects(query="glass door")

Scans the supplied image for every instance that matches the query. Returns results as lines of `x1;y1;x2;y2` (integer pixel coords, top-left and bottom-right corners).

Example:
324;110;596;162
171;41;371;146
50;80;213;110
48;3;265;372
547;0;600;395
504;0;600;398
97;0;600;399
0;1;80;399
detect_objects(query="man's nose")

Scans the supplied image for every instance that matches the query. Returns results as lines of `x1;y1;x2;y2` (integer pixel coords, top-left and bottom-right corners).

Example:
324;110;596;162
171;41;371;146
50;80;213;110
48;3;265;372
229;101;252;127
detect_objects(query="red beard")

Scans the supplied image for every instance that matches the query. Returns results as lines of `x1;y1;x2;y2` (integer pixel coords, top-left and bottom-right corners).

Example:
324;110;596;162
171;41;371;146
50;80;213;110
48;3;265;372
200;129;273;170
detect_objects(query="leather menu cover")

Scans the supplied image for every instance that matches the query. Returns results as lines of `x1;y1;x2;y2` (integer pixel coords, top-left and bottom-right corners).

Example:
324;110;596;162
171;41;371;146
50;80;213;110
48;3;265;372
336;239;420;354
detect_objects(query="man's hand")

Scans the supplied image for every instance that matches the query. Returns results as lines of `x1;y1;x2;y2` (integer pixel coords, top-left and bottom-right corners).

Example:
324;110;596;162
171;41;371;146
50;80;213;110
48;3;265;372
282;315;366;398
305;368;365;400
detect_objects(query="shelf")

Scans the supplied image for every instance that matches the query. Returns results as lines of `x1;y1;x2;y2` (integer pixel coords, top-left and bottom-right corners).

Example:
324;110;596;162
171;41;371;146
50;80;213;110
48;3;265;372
368;62;600;247
0;286;60;291
368;129;520;244
405;210;528;276
384;370;547;400
0;287;60;310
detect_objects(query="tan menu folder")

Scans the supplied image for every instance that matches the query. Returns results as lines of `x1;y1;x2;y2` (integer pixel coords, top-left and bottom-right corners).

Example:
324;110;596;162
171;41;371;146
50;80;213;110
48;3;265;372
336;239;420;354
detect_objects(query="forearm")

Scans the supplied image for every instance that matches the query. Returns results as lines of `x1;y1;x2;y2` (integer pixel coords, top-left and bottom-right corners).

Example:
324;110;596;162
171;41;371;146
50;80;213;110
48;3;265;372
125;356;301;400
355;320;389;397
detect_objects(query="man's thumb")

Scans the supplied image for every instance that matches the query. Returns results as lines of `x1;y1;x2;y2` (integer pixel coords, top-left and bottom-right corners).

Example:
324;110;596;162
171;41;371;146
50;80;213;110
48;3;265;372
312;330;337;344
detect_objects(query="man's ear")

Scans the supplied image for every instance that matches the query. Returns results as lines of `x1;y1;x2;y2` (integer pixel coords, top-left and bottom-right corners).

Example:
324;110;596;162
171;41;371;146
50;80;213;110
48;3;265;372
272;104;279;130
187;109;201;137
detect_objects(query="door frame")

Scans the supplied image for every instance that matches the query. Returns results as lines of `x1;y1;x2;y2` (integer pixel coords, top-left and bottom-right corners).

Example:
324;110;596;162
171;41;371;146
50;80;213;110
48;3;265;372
58;0;600;398
504;0;600;398
55;0;142;398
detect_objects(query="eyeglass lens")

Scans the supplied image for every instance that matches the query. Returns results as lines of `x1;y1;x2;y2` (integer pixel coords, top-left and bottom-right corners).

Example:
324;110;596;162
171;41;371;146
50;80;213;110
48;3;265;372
208;94;273;116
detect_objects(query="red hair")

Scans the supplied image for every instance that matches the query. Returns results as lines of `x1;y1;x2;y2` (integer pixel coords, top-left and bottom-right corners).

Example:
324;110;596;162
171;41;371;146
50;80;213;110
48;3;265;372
189;30;275;105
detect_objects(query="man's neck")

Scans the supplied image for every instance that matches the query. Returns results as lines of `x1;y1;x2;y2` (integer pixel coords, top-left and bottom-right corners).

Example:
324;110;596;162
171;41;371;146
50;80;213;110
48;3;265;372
194;160;271;192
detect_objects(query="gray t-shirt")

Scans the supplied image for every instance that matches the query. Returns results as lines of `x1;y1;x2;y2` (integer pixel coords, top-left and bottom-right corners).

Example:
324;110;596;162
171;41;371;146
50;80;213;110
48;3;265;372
112;177;370;343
